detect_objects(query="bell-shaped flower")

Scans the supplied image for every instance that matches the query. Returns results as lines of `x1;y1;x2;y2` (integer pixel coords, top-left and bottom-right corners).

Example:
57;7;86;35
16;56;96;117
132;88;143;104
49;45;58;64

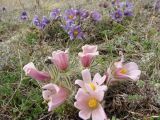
78;45;99;68
50;49;69;71
42;83;69;112
74;89;107;120
23;62;51;81
75;69;107;93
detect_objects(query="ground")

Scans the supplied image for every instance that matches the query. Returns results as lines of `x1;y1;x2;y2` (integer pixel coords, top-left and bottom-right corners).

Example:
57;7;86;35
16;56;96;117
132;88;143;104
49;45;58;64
0;0;160;120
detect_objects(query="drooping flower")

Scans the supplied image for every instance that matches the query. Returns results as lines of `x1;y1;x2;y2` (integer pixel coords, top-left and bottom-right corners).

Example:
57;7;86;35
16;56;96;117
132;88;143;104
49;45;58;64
50;8;61;20
74;89;107;120
2;7;6;11
33;15;40;27
64;8;77;22
90;11;102;22
42;83;69;112
50;49;69;71
107;52;141;83
68;25;83;40
20;11;28;20
79;9;90;20
78;45;99;68
23;62;51;81
124;9;133;17
111;9;123;22
40;16;50;29
75;69;107;92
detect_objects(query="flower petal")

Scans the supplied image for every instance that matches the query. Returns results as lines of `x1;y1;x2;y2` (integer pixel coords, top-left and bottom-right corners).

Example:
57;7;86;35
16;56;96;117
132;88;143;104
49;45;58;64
92;104;107;120
79;110;91;120
81;69;91;83
123;62;139;71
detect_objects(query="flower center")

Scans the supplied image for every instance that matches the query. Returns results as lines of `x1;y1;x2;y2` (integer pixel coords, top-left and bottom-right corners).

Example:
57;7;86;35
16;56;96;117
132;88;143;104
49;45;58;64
88;98;98;109
69;15;74;19
73;30;79;36
115;13;120;18
89;83;96;91
120;68;127;74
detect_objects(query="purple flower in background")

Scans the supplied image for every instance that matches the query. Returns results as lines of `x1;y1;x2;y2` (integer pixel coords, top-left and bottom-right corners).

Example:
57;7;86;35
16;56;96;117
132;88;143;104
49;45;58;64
42;16;50;25
61;21;74;31
33;15;40;26
20;11;28;20
64;9;77;22
90;11;102;21
32;16;50;29
124;9;133;17
50;8;61;20
68;25;83;40
80;9;89;20
126;0;134;9
111;9;123;22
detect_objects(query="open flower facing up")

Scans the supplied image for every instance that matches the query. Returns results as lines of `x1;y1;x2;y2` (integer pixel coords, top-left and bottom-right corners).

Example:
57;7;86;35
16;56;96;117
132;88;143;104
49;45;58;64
107;52;141;83
20;11;28;20
23;62;51;81
78;45;99;68
68;25;83;40
111;9;123;22
50;49;69;71
75;69;107;93
50;8;61;20
90;11;102;22
64;8;77;22
74;89;107;120
42;83;69;112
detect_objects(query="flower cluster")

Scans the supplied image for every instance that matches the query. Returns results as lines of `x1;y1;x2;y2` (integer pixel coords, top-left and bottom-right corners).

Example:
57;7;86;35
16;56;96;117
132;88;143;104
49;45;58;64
32;16;50;29
23;45;141;120
62;8;102;40
111;0;134;22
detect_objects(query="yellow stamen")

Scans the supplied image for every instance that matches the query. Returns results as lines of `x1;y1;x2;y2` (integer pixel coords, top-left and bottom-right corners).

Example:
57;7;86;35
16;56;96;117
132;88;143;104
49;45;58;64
88;98;98;109
69;15;74;19
73;30;78;36
120;68;127;74
89;83;96;91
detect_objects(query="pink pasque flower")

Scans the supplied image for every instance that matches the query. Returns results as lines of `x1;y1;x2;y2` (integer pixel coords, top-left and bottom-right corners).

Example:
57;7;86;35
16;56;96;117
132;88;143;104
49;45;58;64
78;45;99;68
23;62;51;81
74;89;107;120
75;69;107;92
42;83;69;112
107;52;141;82
50;49;69;71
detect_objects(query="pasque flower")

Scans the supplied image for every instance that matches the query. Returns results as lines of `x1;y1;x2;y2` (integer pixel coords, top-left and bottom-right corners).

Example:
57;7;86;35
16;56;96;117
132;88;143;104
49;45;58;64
50;49;69;71
64;8;77;22
75;69;107;92
42;83;69;111
33;15;40;26
23;62;51;81
20;11;28;20
107;52;141;82
90;11;102;21
32;16;50;29
78;45;99;68
68;25;83;40
50;8;61;20
111;9;123;22
74;89;107;120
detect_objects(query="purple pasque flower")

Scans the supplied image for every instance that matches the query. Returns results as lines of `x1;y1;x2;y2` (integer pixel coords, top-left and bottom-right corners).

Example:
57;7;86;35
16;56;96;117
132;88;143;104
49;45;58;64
111;9;123;22
64;8;77;22
90;11;102;22
2;7;6;11
126;0;134;9
50;8;61;20
68;25;83;40
61;21;74;31
79;9;89;20
33;15;40;26
20;11;28;20
124;9;133;17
